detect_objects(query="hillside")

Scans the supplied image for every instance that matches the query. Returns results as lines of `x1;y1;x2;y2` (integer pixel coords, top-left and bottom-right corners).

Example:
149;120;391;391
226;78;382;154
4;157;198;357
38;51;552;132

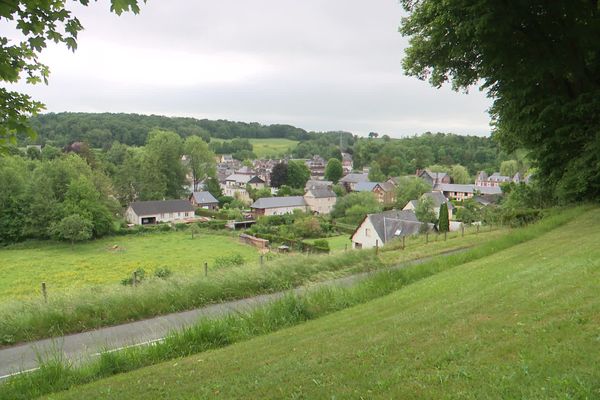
48;208;600;399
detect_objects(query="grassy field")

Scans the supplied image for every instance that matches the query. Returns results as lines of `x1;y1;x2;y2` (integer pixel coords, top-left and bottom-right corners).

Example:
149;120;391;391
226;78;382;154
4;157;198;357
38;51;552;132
213;138;299;158
48;208;600;399
304;234;352;252
0;231;259;301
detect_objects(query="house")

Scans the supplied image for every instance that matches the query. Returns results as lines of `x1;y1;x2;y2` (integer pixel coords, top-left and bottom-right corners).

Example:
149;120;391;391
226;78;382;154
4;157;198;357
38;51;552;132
340;172;370;191
305;155;327;179
305;180;333;191
403;191;455;220
341;152;353;173
189;191;219;210
351;209;431;249
433;183;503;201
304;187;337;215
126;200;196;225
250;196;308;216
417;169;451;186
475;171;513;187
221;174;266;204
354;181;396;205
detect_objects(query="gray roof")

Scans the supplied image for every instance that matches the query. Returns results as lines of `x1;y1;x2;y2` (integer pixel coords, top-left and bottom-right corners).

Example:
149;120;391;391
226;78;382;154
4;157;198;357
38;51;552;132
306;188;336;199
305;180;333;190
423;191;454;210
434;183;502;196
421;170;448;180
251;196;306;209
354;181;378;192
190;191;218;204
357;209;432;244
129;200;195;216
489;172;511;182
474;185;503;195
340;172;369;183
225;174;264;184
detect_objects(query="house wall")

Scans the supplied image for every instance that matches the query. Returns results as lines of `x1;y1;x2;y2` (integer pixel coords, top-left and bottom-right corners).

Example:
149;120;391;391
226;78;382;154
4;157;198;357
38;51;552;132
351;218;383;249
259;205;308;216
304;195;336;215
126;207;194;225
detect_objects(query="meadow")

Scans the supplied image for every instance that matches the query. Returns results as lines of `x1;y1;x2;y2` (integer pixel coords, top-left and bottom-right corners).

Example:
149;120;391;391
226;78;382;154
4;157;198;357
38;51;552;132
304;234;352;252
0;231;259;301
213;138;299;158
37;207;599;400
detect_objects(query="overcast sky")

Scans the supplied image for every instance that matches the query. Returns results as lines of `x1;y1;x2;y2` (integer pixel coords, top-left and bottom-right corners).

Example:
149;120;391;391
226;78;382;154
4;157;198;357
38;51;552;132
3;0;493;137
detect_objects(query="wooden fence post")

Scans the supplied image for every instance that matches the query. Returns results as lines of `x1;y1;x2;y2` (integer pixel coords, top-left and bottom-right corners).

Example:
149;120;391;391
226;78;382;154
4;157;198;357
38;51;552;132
132;271;137;288
426;231;429;244
476;225;480;235
461;224;465;237
375;239;379;255
345;244;348;252
260;254;264;266
204;262;208;277
444;231;447;241
41;282;47;303
402;236;405;250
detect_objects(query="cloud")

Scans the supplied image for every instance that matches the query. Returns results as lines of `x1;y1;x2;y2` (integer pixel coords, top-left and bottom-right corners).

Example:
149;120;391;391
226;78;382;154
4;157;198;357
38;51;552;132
1;0;493;137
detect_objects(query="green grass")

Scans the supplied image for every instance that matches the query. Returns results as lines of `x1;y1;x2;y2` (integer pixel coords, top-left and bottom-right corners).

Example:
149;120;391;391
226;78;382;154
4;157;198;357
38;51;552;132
304;235;352;252
213;138;299;158
0;231;259;301
36;207;599;399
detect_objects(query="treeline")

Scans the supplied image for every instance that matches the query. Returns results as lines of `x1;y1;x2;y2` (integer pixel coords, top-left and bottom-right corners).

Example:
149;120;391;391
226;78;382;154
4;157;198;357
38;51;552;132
27;113;315;148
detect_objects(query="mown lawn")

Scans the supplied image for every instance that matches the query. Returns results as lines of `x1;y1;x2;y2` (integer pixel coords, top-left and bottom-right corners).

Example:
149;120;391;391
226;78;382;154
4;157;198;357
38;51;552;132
0;231;259;301
213;138;299;158
49;208;600;399
304;234;352;252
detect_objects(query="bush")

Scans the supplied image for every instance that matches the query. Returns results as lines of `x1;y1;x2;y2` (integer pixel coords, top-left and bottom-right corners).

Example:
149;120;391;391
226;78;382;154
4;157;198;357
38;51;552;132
312;239;330;253
154;267;172;279
213;254;245;269
121;268;146;286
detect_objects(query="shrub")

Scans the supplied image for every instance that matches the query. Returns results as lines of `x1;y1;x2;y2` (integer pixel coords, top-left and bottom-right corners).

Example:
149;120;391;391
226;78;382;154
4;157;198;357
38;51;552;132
312;239;330;253
213;254;245;269
154;267;172;279
121;268;146;285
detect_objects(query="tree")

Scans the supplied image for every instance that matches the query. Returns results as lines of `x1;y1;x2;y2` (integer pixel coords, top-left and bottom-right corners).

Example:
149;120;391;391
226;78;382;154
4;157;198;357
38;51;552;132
500;160;519;178
0;1;143;151
270;163;288;188
438;202;449;233
450;164;470;184
144;129;186;199
400;1;600;201
331;192;381;223
324;158;343;183
286;161;310;189
205;177;223;199
394;176;431;209
368;161;386;182
52;214;93;249
184;136;215;191
415;196;436;224
190;224;200;239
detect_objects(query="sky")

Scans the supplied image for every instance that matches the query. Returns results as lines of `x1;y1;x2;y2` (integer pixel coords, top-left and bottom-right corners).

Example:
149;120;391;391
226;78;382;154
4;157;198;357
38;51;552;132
3;0;493;137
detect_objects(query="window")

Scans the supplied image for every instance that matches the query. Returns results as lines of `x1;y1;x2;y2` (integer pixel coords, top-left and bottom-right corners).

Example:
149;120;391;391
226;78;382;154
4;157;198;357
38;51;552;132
365;228;371;237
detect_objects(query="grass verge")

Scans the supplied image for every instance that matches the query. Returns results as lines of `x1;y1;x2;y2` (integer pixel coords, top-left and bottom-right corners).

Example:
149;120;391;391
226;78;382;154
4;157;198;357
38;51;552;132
0;206;588;400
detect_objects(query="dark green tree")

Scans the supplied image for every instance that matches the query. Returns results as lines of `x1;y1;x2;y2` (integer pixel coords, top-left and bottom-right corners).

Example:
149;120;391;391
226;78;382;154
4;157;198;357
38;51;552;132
286;161;310;189
368;161;386;182
438;202;449;233
270;162;288;188
400;0;600;201
51;214;93;249
324;158;343;183
415;196;436;224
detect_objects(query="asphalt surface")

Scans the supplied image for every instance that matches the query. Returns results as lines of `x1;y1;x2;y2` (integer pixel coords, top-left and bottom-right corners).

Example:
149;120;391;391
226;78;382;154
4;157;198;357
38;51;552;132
0;247;469;379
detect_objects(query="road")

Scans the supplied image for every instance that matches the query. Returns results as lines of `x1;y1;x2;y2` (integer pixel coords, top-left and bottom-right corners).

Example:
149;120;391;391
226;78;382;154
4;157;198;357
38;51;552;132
0;247;469;379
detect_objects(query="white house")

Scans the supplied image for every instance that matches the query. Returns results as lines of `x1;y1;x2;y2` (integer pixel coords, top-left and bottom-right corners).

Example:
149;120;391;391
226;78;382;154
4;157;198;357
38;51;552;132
351;209;431;249
304;187;337;215
221;174;265;204
403;191;456;220
126;200;196;225
251;196;308;216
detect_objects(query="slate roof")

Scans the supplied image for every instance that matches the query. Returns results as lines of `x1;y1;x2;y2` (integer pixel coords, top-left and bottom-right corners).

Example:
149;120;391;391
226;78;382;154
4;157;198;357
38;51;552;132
251;196;307;209
423;191;455;210
434;183;502;196
420;170;449;181
225;174;265;184
190;191;218;204
129;200;195;216
354;181;379;192
488;172;511;182
340;172;369;184
353;209;432;244
305;180;333;190
306;188;336;199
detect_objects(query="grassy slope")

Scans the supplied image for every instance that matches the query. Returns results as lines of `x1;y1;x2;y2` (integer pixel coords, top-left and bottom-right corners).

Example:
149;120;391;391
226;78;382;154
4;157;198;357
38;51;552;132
0;231;258;300
212;138;299;158
51;209;600;399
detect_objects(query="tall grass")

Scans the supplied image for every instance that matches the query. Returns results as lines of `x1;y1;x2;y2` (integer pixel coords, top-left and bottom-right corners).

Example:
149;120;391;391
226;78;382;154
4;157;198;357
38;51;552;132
0;206;586;400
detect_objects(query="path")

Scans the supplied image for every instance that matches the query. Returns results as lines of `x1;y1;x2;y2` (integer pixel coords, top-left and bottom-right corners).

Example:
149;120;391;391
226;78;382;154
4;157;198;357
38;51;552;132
0;247;469;379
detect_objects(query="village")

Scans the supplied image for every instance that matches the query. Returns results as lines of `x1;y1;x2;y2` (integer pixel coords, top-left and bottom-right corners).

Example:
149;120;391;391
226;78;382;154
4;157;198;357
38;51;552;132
125;151;529;251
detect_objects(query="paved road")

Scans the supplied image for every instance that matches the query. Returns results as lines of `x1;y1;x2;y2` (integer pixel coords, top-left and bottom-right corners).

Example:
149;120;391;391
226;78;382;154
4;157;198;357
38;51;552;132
0;248;469;379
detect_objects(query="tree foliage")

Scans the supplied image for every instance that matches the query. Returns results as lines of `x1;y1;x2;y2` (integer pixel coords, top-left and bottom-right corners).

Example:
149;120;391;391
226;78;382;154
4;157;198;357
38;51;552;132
415;196;436;224
400;0;600;201
438;202;449;233
270;162;288;188
324;158;343;183
184;136;215;191
450;164;470;184
286;161;310;189
394;176;431;209
51;214;93;248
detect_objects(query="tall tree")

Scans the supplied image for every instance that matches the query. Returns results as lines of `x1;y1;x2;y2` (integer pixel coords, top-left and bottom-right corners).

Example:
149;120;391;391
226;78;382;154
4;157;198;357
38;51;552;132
500;160;519;178
368;161;386;182
270;162;288;188
144;129;186;199
438;203;449;233
395;176;431;209
400;0;600;201
52;214;93;249
184;136;216;191
0;1;143;151
324;158;343;183
286;161;310;189
415;196;436;224
450;164;470;184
